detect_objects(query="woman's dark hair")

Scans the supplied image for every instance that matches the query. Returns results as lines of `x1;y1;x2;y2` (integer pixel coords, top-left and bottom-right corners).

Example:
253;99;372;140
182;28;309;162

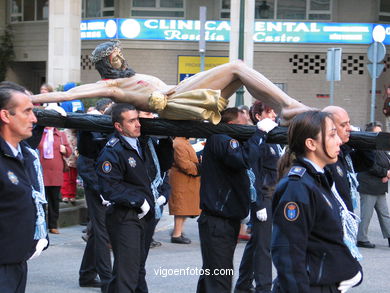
365;121;382;132
111;103;136;125
277;110;333;179
249;100;273;124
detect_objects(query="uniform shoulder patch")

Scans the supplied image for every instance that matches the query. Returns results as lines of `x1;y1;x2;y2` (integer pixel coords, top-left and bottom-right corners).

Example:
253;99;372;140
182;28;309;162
102;161;112;173
106;137;119;147
229;139;239;149
284;202;300;221
288;166;306;178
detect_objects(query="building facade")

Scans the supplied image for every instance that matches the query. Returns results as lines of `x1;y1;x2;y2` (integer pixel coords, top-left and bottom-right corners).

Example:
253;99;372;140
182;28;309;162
1;0;390;127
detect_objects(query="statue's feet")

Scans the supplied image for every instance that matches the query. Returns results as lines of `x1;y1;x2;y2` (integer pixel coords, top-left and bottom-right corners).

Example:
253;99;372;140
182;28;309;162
279;104;313;126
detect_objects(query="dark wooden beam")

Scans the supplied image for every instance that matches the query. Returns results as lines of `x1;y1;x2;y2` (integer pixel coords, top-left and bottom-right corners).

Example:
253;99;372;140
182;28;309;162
33;109;390;150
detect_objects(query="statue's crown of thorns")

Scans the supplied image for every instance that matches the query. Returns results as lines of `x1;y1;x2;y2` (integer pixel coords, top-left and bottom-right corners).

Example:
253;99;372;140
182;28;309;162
89;40;121;64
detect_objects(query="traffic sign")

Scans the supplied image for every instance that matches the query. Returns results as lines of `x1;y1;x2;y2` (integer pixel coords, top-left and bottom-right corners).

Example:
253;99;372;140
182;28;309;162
367;42;386;63
367;63;385;79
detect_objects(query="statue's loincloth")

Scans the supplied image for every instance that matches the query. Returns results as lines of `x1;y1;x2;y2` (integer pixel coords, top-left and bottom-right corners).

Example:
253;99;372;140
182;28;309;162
148;89;228;124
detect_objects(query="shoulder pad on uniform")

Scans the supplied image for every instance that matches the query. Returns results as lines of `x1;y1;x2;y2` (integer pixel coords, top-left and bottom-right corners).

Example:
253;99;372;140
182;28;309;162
106;137;119;147
288;166;306;178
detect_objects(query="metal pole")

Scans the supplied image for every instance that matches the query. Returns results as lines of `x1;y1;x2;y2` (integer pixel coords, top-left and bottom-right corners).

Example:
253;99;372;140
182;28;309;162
371;42;378;122
330;49;335;105
199;6;206;72
235;0;245;106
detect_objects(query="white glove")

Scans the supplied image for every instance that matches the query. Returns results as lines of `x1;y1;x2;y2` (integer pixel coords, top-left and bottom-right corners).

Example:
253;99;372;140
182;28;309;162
338;271;362;293
257;118;278;133
241;212;251;224
28;238;48;260
45;103;67;117
100;194;110;206
256;208;267;222
156;196;166;206
138;200;150;219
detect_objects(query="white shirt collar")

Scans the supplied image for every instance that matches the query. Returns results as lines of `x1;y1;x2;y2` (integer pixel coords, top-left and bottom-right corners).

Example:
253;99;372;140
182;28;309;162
5;141;21;157
121;135;140;154
303;157;324;173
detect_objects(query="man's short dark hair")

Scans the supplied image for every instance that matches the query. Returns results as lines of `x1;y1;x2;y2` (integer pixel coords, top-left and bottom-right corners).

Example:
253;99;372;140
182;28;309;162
0;82;27;114
111;103;137;125
96;98;113;112
221;107;241;123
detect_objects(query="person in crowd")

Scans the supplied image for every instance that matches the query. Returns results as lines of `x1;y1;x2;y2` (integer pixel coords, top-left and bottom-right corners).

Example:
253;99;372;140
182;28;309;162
197;107;275;293
323;106;358;212
31;41;310;125
169;136;201;244
39;83;54;107
355;121;390;248
238;104;253;125
60;82;85;113
235;101;280;293
272;110;362;293
137;111;173;292
38;125;71;234
96;103;155;292
61;128;78;204
40;83;53;95
0;83;48;292
78;98;113;291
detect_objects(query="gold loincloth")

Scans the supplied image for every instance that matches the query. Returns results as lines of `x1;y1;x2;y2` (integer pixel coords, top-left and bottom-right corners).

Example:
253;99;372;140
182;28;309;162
148;89;228;124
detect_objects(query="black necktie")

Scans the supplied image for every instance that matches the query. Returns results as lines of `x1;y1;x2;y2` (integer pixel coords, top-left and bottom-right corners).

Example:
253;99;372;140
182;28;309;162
136;140;143;159
16;152;24;164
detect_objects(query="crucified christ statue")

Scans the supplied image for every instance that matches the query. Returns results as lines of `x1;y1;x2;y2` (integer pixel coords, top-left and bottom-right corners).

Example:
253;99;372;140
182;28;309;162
32;41;310;125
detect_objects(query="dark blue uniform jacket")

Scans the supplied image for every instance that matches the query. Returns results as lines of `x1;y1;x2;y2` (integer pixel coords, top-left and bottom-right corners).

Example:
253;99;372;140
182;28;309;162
200;129;266;220
327;144;355;211
272;158;362;293
0;137;38;264
96;133;155;219
252;143;281;211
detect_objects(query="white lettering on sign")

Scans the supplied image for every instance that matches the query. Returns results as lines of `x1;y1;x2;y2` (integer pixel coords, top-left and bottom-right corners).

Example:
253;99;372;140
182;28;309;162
253;32;300;42
164;30;225;41
144;19;230;32
254;22;320;33
87;22;105;30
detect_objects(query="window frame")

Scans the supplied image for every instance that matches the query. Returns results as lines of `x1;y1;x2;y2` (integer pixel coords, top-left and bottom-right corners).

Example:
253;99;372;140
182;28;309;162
379;0;390;22
220;0;332;21
130;0;185;19
9;0;49;23
81;0;115;19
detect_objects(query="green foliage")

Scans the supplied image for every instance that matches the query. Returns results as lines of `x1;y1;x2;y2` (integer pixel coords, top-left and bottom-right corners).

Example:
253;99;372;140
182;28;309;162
0;26;15;81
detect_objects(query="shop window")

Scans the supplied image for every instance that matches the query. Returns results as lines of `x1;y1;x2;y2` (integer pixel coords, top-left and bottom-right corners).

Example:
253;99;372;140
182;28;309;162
379;0;390;21
9;0;49;22
220;0;331;20
82;0;114;18
131;0;184;18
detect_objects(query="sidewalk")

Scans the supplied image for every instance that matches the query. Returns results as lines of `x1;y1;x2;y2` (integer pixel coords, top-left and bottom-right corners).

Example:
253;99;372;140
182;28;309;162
27;205;390;293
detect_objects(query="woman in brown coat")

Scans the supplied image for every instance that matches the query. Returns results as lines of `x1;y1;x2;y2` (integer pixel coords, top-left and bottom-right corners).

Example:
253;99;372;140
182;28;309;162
169;137;201;244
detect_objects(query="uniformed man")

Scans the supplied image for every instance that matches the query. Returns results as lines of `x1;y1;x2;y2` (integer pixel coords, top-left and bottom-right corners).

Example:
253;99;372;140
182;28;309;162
78;98;113;291
196;107;276;293
323;106;358;213
0;83;48;293
96;103;155;293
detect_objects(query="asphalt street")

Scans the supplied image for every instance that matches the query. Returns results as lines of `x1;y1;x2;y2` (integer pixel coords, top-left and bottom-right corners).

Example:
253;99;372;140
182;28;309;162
27;203;390;293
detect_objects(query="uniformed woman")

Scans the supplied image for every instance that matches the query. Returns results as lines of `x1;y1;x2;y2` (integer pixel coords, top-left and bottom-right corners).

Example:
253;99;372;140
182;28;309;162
271;110;362;293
